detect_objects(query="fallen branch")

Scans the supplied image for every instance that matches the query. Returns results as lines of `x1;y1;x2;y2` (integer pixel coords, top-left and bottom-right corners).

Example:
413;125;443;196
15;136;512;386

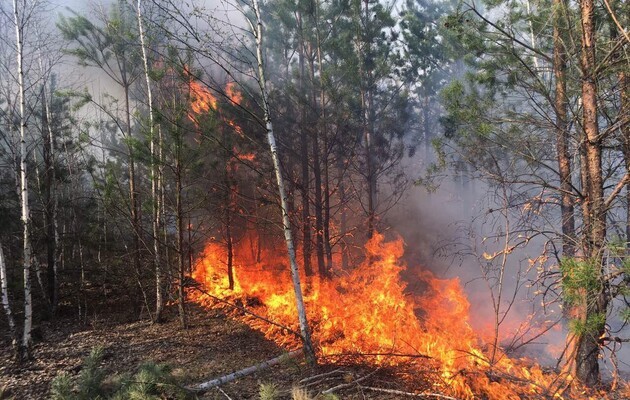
321;368;379;394
361;386;461;399
192;350;303;392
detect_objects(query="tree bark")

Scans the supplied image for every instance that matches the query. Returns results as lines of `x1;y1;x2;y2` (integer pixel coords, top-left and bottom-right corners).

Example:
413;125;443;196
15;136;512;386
176;143;188;329
137;0;164;323
360;0;376;239
0;244;17;352
14;0;33;361
297;10;312;277
251;0;316;365
41;77;59;315
623;70;630;248
224;131;235;291
553;0;576;258
573;0;607;386
194;350;303;392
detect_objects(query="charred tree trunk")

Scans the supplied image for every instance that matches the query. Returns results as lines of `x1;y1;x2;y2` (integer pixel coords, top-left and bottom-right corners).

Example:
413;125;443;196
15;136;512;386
252;0;315;365
313;132;326;277
323;136;333;271
226;219;234;291
224;131;235;291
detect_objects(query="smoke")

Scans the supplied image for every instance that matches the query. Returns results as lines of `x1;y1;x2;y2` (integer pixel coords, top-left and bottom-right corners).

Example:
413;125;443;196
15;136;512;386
384;153;571;367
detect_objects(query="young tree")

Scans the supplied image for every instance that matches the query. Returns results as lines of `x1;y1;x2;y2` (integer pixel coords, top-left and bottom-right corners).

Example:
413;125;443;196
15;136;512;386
136;0;164;322
251;0;316;364
58;1;143;286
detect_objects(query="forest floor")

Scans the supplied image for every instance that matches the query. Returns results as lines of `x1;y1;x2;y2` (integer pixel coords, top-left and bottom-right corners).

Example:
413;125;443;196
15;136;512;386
0;303;415;400
3;301;630;399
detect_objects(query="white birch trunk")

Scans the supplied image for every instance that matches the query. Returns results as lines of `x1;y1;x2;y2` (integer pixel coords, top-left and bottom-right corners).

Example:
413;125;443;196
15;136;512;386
0;244;17;348
14;0;33;358
251;0;315;365
136;0;163;322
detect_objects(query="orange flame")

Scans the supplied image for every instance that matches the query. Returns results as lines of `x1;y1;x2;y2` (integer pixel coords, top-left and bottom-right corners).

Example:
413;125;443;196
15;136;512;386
191;234;605;396
184;66;217;123
226;82;242;105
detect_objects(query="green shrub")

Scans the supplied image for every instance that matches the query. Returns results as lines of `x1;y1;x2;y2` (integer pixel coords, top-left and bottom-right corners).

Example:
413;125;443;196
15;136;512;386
259;382;281;400
50;348;194;400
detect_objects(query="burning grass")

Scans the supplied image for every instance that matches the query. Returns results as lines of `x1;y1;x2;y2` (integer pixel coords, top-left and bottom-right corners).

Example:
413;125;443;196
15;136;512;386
190;232;617;399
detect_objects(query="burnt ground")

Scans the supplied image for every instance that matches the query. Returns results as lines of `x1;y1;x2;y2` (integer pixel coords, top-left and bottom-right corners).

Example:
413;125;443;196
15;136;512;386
2;303;630;400
0;303;418;400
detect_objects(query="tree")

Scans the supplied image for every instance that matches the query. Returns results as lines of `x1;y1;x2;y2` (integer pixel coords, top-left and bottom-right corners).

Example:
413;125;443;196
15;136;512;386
251;0;316;364
136;0;164;322
12;0;35;361
0;243;16;353
58;1;143;289
439;0;630;386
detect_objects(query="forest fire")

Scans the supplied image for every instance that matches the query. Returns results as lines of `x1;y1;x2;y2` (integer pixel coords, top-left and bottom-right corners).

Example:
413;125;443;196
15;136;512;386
190;233;606;399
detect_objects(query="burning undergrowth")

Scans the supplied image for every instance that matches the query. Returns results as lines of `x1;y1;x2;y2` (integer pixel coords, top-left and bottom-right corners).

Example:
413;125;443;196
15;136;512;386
190;232;610;399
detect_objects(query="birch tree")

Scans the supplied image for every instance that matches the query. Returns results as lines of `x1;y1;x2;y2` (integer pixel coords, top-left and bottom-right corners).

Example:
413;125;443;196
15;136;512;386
12;0;35;361
136;0;164;323
0;243;16;352
250;0;316;364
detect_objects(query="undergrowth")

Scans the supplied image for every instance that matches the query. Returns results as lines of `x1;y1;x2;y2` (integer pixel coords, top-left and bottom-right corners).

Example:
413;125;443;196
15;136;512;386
50;347;194;400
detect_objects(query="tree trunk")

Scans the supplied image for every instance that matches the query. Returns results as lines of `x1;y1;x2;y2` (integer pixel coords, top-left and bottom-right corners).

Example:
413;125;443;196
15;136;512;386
297;11;312;277
14;0;33;361
574;0;607;386
306;50;326;277
175;141;188;328
553;0;576;258
251;0;316;365
323;136;333;271
360;0;376;239
225;133;235;291
338;157;349;270
137;0;164;323
622;70;630;248
41;81;59;315
125;82;141;282
0;244;17;352
311;0;333;273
